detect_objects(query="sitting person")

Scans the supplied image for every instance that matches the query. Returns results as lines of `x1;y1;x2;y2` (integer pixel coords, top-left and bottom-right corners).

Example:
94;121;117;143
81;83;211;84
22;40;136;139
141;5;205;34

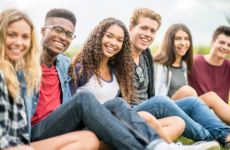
68;17;185;145
126;7;228;149
154;24;230;126
24;8;195;150
68;16;220;150
0;9;99;150
188;26;230;125
24;7;220;150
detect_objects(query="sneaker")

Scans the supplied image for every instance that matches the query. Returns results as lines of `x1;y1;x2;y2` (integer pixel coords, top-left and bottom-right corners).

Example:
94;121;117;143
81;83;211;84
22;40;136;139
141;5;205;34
226;141;230;150
168;141;220;150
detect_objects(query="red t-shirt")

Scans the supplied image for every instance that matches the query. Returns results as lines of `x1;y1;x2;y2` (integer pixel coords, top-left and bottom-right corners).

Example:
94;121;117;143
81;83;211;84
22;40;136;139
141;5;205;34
31;63;61;125
188;55;230;103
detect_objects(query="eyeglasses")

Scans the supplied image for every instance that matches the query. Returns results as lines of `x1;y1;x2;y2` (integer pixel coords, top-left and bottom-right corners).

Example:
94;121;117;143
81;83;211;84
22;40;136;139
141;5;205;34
44;26;76;42
136;67;145;88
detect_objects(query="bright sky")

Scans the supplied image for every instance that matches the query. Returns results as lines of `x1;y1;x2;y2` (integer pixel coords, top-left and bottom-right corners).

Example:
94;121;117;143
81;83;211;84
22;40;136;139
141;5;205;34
0;0;230;47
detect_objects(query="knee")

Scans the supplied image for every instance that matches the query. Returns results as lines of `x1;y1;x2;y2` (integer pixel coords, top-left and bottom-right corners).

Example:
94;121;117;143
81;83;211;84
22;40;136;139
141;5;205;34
189;96;205;106
75;90;94;99
103;97;130;112
113;97;129;107
81;131;100;150
73;91;98;105
203;91;218;99
179;85;198;97
149;95;174;106
138;111;157;123
138;111;160;130
173;116;186;130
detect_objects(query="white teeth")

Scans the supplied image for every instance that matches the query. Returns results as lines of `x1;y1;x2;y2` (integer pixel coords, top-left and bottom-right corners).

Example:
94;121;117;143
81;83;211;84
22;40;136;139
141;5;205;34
55;42;64;47
11;49;21;52
178;47;186;50
107;47;115;51
141;38;149;42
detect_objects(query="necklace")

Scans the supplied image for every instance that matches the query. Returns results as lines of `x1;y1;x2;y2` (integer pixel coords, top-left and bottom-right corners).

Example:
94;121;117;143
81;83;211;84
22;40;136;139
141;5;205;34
103;69;107;73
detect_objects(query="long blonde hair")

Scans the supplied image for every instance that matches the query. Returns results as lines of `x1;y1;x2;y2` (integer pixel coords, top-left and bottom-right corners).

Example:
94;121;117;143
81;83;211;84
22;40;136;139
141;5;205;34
0;9;41;99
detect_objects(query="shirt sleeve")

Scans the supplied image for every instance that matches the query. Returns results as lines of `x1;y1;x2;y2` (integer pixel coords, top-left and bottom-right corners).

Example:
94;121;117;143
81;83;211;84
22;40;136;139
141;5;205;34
0;73;18;149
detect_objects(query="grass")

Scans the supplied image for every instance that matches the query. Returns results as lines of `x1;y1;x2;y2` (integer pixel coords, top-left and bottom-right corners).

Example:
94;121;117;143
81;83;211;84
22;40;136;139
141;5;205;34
175;136;225;150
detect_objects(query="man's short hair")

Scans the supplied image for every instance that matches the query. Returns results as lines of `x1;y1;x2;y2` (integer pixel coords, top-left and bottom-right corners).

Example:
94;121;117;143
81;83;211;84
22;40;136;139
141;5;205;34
212;26;230;41
130;8;162;29
45;8;76;27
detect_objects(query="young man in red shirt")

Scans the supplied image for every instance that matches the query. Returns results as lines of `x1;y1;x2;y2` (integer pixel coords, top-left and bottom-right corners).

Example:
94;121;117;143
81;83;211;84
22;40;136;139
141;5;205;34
188;26;230;127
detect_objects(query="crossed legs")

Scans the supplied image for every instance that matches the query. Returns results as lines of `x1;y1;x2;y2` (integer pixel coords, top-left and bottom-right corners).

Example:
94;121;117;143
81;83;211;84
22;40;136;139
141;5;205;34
138;111;185;143
171;85;230;125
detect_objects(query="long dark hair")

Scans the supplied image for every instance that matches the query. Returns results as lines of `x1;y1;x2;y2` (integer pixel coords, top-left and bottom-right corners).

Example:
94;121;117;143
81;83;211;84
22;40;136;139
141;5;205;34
68;18;137;103
154;23;193;73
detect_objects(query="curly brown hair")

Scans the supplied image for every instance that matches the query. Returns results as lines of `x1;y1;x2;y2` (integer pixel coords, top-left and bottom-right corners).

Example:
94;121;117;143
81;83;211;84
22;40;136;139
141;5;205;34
68;18;137;103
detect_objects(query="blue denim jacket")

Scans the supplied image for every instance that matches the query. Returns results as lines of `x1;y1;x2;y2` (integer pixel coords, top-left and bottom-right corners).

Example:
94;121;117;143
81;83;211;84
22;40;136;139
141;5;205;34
17;53;72;141
154;61;187;96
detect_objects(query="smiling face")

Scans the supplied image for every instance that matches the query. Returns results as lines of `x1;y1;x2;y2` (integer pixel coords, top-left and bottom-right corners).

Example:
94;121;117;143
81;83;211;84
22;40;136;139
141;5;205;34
129;16;158;52
41;17;75;56
210;34;230;59
102;24;124;59
174;30;190;58
5;19;31;62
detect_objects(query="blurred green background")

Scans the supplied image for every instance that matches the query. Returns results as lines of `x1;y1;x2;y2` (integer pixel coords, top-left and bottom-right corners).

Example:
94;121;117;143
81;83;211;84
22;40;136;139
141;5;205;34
64;46;230;106
64;46;214;58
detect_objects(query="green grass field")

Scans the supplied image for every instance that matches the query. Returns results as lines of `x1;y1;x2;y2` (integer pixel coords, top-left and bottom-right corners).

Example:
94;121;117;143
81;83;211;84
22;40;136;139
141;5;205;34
174;136;225;149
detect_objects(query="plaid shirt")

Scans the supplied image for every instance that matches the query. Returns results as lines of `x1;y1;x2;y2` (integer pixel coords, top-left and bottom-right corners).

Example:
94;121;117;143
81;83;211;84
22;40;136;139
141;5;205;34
0;69;29;149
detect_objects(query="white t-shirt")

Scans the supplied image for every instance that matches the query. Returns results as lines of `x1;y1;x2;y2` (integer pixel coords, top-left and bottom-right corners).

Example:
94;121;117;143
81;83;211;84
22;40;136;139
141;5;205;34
69;63;120;104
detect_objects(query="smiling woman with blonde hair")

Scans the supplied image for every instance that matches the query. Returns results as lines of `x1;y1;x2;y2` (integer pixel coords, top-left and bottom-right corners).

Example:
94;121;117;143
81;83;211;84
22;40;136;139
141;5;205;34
0;8;41;150
0;9;42;100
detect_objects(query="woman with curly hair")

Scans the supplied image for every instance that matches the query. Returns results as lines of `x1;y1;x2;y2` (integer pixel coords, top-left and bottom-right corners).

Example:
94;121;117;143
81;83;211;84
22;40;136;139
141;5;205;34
69;18;136;103
68;18;186;145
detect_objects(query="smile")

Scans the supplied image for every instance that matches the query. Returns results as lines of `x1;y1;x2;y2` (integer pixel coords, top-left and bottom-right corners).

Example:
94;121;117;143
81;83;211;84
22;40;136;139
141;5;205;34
10;49;22;52
219;49;228;54
105;46;115;51
140;38;149;43
178;47;187;50
54;41;64;47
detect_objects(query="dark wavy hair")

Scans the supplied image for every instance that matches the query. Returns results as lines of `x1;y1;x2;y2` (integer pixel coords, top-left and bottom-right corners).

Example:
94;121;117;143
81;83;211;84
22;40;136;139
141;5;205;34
154;23;193;73
68;18;137;103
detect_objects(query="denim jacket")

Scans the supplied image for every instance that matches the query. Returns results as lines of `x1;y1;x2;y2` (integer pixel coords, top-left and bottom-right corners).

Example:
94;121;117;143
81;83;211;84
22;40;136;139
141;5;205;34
154;61;187;96
17;53;72;141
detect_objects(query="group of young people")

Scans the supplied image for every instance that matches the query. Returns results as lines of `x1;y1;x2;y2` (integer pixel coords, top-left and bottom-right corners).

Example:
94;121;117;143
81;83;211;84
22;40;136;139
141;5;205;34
0;6;230;150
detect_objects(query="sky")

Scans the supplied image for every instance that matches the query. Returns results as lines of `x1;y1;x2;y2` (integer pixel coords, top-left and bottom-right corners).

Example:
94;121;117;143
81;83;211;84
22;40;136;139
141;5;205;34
0;0;230;47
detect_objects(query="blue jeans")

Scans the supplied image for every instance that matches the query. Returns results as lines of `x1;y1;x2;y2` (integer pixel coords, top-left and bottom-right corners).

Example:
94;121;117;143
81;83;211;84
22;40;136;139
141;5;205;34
31;91;164;150
133;95;230;143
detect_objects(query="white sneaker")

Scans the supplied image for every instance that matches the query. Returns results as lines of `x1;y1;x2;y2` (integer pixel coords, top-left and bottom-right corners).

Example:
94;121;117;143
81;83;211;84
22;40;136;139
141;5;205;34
169;141;220;150
153;141;220;150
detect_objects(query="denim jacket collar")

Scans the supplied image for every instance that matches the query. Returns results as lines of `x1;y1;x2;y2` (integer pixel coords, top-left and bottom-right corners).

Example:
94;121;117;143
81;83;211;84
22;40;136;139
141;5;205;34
17;53;72;141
